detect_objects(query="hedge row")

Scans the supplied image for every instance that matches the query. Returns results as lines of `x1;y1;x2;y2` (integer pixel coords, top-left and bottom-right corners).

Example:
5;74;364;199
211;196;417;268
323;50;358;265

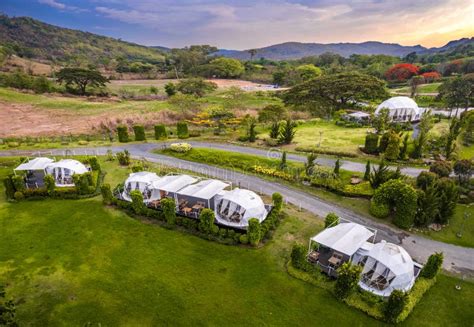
295;146;358;158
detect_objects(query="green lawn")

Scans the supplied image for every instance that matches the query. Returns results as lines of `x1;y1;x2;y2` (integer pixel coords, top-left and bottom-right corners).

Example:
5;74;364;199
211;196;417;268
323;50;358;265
392;83;441;94
0;158;473;326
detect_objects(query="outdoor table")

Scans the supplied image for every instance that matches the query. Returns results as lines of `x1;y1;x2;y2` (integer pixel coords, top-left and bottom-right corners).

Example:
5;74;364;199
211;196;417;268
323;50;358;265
328;256;341;267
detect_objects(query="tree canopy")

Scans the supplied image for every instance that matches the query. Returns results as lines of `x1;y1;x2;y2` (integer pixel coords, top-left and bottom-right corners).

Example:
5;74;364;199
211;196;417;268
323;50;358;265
56;67;108;95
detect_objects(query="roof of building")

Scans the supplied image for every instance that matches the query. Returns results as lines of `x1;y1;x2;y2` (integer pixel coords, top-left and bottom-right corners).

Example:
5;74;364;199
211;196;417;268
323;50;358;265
215;188;268;225
14;157;54;171
178;179;229;200
45;159;88;174
151;174;197;193
376;96;420;112
311;222;374;256
365;241;414;276
125;171;161;185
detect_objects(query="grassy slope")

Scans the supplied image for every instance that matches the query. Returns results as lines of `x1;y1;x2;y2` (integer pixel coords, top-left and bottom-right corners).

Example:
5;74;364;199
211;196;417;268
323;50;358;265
0;157;473;326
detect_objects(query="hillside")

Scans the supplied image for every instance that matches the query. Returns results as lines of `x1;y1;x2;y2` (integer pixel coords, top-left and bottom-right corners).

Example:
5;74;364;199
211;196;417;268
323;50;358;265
0;15;165;66
214;38;474;60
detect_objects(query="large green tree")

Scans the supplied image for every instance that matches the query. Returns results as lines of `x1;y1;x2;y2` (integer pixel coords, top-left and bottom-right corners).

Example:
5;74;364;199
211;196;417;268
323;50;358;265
56;68;108;95
283;72;387;118
176;78;217;97
208;57;245;78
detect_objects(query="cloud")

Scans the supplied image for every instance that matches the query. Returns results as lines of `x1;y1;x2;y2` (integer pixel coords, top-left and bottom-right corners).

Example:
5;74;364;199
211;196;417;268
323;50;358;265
38;0;88;13
92;0;474;49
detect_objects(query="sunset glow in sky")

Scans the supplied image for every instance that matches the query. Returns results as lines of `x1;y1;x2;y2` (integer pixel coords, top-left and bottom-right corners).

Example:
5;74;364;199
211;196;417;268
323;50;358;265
2;0;473;49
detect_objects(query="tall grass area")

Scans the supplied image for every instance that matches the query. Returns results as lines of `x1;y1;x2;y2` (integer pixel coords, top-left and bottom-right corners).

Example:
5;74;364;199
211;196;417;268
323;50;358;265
0;157;473;326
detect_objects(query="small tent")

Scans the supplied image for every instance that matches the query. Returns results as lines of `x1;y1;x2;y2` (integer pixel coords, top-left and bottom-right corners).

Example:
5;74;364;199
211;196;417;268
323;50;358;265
150;174;197;199
357;241;415;297
214;188;268;228
375;96;422;122
45;159;89;186
14;157;55;188
122;171;161;202
176;179;229;210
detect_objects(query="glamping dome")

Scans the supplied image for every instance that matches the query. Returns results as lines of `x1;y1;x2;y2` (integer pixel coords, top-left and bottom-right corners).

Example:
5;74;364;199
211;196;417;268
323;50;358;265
45;159;89;186
358;241;415;297
214;189;268;228
375;96;422;122
122;171;161;202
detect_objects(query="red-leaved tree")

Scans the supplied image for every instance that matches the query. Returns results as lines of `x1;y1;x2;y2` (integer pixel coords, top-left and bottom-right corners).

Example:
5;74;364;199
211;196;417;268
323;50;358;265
385;63;419;82
421;71;441;83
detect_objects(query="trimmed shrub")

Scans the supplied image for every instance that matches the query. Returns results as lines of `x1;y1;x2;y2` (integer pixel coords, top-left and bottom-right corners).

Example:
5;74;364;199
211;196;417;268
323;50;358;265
239;234;249;244
117;125;129;143
154;124;167;140
324;212;340;228
364;134;379;154
116;150;131;166
161;197;176;225
3;177;15;200
247;218;262;246
88;157;101;171
12;175;26;192
73;173;94;195
437;178;459;224
384;131;401;161
378;132;390;153
370;179;418;229
334;262;362;300
199;208;215;234
169;143;192;153
384;290;408;323
370;201;390;218
416;171;438;191
364;161;371;180
14;191;25;200
130;190;144;214
177;121;189;139
429;161;452;177
420;252;443;279
101;184;113;204
272;192;283;212
133;125;146;141
290;243;313;272
44;174;56;193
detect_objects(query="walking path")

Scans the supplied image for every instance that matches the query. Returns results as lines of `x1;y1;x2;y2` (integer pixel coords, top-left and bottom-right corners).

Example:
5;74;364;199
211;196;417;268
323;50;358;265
1;143;472;276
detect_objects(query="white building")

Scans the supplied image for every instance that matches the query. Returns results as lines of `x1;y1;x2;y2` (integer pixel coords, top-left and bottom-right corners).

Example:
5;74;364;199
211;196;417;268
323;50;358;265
122;171;161;202
14;157;55;188
375;96;423;122
214;188;268;228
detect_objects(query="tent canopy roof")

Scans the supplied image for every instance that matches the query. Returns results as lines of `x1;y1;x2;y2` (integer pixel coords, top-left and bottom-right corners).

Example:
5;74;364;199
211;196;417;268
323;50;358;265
376;96;420;114
46;159;88;174
365;241;414;276
151;174;197;193
178;179;229;199
312;222;374;256
125;171;160;185
219;188;265;212
15;157;54;171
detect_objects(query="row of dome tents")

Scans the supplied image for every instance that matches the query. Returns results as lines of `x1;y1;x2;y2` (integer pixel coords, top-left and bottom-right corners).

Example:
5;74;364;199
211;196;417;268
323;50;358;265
14;157;90;188
308;222;423;297
120;171;270;229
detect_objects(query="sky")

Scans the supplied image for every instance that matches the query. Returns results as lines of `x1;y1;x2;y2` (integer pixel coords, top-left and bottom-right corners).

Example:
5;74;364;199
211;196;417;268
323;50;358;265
1;0;473;50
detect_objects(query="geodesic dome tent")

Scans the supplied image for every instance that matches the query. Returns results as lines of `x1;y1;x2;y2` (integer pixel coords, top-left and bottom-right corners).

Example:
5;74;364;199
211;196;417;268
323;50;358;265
122;171;161;202
358;240;415;297
375;96;422;122
214;188;268;228
45;159;89;186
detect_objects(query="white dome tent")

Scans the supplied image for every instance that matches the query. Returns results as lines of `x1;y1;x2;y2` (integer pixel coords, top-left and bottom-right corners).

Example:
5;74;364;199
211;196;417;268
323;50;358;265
122;171;161;202
375;96;423;122
214;188;268;228
45;159;89;187
358;240;415;297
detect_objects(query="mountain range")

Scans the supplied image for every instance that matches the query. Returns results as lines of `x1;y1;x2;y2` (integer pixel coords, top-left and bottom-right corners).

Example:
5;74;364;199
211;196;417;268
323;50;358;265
0;14;472;64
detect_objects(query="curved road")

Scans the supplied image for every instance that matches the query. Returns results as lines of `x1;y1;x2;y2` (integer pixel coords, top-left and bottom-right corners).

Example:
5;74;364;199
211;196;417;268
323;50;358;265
1;142;472;276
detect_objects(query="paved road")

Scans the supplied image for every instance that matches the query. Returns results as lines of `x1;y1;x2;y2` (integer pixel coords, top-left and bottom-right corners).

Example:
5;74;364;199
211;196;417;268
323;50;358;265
1;143;473;276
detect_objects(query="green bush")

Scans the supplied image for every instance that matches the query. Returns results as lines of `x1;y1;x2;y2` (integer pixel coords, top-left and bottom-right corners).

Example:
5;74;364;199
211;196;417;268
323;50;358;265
101;184;113;205
334;262;362;300
364;134;379;154
14;191;25;200
154;124;167;140
177;121;189;139
247;218;262;246
44;174;56;193
436;178;459;224
161;197;176;225
378;132;390;153
4;177;16;200
87;157;101;171
130;190;144;214
384;290;408;323
199;208;215;234
420;252;443;279
369;201;390;218
272;192;283;212
239;234;249;244
133;125;146;141
324;212;340;228
116;150;131;166
429;161;452;177
384;131;401;160
12;175;26;192
117;125;129;143
290;244;313;272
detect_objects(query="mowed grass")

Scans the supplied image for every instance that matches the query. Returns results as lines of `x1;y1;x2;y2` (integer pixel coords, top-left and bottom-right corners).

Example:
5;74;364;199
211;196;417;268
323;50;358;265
392;83;441;94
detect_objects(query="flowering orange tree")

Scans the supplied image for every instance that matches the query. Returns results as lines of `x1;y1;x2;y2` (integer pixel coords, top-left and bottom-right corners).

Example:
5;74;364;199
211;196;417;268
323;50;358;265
421;71;441;83
385;63;419;81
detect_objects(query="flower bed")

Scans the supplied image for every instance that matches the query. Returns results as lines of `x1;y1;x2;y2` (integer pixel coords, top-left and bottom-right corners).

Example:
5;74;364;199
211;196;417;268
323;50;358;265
169;142;192;153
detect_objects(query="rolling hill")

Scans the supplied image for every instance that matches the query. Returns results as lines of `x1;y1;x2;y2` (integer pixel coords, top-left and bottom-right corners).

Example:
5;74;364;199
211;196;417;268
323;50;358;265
0;15;165;65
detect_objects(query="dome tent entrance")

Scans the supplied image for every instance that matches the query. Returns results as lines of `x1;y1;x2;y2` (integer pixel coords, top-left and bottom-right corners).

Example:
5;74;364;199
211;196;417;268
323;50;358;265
214;188;268;228
375;96;423;122
357;241;415;297
45;159;89;187
122;171;161;202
